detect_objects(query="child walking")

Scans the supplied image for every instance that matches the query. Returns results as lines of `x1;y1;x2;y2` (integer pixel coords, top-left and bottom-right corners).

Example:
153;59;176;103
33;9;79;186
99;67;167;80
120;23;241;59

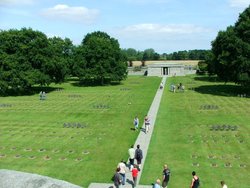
132;164;140;188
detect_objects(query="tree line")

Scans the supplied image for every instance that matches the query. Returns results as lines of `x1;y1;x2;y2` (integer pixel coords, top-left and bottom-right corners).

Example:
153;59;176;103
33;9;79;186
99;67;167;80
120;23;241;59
0;28;210;96
199;5;250;86
0;5;249;95
122;48;211;62
0;29;127;95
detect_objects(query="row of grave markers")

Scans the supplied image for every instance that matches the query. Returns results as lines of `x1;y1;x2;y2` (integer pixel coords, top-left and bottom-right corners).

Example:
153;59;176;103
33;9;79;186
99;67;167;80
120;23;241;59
199;105;219;110
0;103;12;107
191;162;247;168
0;154;86;162
0;153;247;168
209;125;238;131
0;147;90;154
63;122;87;128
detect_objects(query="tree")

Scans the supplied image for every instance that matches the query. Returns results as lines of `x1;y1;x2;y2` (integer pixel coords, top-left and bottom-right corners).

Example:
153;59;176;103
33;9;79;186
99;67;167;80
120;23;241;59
75;31;127;85
142;48;159;61
47;37;75;81
209;5;250;85
0;28;70;95
0;28;49;94
122;48;137;61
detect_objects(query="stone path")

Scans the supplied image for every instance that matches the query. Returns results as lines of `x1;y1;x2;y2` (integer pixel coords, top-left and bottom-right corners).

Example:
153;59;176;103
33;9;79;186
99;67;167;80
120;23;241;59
89;76;167;188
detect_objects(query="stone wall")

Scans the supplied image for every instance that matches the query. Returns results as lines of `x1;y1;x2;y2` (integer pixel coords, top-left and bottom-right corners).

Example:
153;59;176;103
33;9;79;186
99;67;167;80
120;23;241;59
0;169;82;188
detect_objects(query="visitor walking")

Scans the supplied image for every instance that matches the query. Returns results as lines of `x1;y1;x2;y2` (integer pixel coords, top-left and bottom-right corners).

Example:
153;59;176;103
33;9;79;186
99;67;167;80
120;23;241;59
39;91;43;100
133;116;139;131
190;171;200;188
117;160;127;185
128;145;135;171
135;144;143;169
113;167;122;188
144;115;150;133
42;91;46;100
162;164;170;188
131;164;139;188
160;82;164;89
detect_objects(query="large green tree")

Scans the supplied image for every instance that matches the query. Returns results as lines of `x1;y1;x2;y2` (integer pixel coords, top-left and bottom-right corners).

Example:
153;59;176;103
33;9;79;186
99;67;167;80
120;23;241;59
208;5;250;85
0;28;70;95
142;48;160;61
75;31;127;85
47;37;74;81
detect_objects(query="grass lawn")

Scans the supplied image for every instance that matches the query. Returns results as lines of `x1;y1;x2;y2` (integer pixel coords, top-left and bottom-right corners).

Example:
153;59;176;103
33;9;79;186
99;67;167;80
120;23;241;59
0;76;161;187
141;75;250;187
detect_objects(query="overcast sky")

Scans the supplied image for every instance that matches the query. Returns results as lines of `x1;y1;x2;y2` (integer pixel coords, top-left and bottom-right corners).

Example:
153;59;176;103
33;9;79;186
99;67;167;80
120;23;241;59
0;0;249;53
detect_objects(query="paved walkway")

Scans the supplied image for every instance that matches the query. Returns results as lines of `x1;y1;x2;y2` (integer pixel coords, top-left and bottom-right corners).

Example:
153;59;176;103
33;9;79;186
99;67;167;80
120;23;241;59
89;76;167;188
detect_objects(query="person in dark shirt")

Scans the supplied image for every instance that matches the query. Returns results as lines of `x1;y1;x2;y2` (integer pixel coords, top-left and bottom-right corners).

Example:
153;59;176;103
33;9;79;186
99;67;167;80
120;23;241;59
162;164;170;188
135;144;143;169
190;171;200;188
113;167;122;188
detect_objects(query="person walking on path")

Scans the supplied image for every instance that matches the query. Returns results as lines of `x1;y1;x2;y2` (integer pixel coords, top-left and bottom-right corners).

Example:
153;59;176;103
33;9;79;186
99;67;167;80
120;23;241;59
128;145;135;171
113;167;122;188
153;179;161;188
133;116;139;131
220;180;228;188
135;144;143;170
131;164;139;188
144;115;150;133
162;164;170;188
190;171;200;188
117;160;127;185
160;82;164;89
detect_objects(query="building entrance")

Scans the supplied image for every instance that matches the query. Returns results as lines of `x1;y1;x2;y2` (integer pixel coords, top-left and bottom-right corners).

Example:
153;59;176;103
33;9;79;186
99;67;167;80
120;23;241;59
162;67;168;75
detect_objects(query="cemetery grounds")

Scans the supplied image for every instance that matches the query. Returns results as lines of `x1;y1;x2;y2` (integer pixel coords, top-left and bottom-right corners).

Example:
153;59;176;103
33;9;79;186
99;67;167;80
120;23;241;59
0;74;249;187
141;75;250;187
0;76;161;187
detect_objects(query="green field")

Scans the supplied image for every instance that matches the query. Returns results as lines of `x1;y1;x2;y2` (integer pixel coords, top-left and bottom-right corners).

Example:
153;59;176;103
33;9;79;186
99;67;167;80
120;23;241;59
142;75;250;187
0;76;161;187
1;75;249;187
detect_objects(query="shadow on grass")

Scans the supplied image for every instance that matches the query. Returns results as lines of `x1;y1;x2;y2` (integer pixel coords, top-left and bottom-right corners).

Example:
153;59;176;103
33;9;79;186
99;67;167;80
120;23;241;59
0;86;64;97
194;84;250;97
71;81;123;87
194;76;223;83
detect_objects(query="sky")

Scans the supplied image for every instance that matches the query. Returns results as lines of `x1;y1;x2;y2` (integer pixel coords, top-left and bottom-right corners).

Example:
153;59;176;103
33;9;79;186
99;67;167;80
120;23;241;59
0;0;250;53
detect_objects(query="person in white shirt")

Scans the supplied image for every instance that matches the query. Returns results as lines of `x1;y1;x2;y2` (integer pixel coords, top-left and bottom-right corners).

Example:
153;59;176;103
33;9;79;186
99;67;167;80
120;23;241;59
133;116;139;131
117;160;127;185
160;82;164;89
128;145;135;171
144;115;150;133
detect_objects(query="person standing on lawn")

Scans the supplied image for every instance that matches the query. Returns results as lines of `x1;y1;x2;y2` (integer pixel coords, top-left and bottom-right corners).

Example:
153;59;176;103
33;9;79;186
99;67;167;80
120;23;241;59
162;164;171;188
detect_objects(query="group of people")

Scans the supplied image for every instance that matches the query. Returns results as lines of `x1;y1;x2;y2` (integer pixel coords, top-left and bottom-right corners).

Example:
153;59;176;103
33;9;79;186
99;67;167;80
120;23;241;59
153;170;228;188
133;115;150;134
39;91;46;100
113;144;143;188
114;161;228;188
170;83;185;93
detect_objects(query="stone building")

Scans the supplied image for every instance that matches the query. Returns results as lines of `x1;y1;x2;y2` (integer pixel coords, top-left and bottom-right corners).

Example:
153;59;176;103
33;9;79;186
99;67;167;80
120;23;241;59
128;62;196;76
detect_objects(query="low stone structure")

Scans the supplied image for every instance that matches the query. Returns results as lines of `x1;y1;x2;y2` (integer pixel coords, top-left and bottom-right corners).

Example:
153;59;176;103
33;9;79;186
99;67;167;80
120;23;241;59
147;63;185;76
128;62;196;76
0;169;82;188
